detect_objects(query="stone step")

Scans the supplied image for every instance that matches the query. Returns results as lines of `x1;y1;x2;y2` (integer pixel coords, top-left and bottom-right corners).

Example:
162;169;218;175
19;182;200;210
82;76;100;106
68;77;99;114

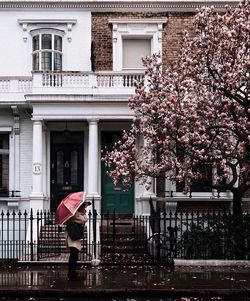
101;234;147;240
39;231;87;237
38;246;88;253
101;240;146;247
101;245;146;254
40;225;87;231
101;236;147;243
38;237;87;243
100;225;146;234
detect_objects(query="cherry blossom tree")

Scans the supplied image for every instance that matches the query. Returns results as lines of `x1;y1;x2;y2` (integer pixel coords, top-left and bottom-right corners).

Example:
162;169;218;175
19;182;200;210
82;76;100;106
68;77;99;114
103;0;250;215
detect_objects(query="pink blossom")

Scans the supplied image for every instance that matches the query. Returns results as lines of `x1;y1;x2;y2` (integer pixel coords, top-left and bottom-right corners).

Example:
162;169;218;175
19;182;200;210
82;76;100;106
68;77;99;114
102;0;250;214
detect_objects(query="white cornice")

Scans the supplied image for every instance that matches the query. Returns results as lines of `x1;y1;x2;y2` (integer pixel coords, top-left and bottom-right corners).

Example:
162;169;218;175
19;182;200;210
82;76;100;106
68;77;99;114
18;19;77;25
25;94;132;103
108;18;168;24
0;1;238;12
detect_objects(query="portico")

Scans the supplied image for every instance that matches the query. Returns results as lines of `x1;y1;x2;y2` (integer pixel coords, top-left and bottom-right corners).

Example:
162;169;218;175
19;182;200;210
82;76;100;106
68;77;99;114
27;91;152;215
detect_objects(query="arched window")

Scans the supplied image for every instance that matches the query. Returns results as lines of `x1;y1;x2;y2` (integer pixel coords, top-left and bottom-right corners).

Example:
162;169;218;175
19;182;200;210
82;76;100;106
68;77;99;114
31;29;63;71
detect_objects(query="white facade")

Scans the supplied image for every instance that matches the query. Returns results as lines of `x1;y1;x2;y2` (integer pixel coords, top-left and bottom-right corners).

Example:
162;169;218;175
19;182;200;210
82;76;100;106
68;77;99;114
0;11;91;76
0;0;236;215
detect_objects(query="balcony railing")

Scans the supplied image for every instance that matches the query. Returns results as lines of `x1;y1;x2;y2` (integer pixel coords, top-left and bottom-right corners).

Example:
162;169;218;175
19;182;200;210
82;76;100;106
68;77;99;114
33;70;144;90
41;72;90;88
0;77;32;93
0;71;144;95
96;72;144;88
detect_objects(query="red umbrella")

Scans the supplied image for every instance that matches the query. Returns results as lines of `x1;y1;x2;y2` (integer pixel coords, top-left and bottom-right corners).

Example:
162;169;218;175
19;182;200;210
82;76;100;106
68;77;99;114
55;191;86;225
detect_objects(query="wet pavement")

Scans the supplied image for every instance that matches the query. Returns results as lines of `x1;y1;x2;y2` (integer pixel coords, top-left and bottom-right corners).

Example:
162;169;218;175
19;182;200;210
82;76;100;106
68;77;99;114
0;264;249;300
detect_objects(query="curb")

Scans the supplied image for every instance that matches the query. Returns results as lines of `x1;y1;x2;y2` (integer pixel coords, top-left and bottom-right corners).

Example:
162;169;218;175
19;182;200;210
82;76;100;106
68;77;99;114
174;259;250;267
1;288;249;299
16;259;250;267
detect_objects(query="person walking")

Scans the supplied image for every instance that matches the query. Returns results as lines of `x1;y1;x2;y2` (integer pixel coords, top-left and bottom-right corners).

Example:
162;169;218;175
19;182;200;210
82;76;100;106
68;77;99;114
66;202;90;281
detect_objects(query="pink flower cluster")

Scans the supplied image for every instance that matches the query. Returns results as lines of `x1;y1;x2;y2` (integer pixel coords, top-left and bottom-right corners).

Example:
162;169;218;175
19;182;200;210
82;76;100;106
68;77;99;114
103;0;250;198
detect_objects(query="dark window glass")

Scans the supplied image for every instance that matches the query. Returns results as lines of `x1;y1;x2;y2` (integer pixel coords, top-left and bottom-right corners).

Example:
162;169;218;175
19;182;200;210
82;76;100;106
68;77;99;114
56;151;64;185
41;52;52;71
54;35;62;51
42;34;52;49
54;53;62;71
176;164;212;192
176;143;212;193
70;151;78;185
32;53;39;71
33;35;39;51
0;134;9;196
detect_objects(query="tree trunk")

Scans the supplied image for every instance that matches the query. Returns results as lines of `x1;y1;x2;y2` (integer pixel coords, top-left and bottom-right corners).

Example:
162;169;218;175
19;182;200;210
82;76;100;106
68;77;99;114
231;188;246;259
232;187;243;216
156;174;166;212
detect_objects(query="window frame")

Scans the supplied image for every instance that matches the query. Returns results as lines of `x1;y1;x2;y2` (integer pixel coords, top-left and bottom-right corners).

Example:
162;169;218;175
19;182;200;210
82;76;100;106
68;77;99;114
0;132;10;197
30;28;64;72
122;36;152;70
108;19;167;72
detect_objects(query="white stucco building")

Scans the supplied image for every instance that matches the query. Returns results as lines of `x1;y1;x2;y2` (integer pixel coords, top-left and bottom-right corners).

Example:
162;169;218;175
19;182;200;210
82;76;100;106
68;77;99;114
0;0;238;216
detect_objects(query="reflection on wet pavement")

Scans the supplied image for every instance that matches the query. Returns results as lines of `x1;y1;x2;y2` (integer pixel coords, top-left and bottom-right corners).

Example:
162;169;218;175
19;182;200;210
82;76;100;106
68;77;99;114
0;265;249;301
0;265;249;290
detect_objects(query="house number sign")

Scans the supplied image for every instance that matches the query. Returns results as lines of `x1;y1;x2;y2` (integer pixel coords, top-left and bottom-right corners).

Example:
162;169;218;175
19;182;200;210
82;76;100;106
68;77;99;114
33;163;42;175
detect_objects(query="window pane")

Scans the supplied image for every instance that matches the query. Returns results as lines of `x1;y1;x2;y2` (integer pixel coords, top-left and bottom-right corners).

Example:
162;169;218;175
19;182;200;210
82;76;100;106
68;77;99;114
32;53;39;71
70;151;78;185
41;52;52;71
123;39;151;69
54;35;62;51
176;165;212;192
0;134;9;196
56;151;64;185
191;165;212;192
54;53;62;71
42;34;52;49
33;35;39;51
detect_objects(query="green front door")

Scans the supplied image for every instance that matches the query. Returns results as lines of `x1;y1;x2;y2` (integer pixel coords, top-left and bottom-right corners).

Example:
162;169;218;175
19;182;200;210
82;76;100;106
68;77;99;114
101;131;134;214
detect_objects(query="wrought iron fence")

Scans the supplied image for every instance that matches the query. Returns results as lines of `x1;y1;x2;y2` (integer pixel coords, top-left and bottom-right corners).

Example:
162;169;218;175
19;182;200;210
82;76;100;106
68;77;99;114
0;209;249;263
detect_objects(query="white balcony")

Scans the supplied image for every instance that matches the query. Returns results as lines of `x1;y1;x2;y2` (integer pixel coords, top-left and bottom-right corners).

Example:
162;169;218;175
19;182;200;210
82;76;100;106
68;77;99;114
0;71;144;102
0;77;32;92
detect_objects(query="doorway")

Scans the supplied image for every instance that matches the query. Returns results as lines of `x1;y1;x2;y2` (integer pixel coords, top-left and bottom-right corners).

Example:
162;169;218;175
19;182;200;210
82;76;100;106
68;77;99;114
101;131;134;214
50;131;84;212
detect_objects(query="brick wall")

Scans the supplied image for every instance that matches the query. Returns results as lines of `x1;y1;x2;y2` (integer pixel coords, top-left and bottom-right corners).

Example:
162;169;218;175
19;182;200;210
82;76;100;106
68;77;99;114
92;12;195;196
163;13;195;67
92;12;195;71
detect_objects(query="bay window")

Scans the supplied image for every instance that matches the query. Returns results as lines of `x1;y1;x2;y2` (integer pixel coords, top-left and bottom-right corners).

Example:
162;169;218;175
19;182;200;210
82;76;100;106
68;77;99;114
32;30;63;71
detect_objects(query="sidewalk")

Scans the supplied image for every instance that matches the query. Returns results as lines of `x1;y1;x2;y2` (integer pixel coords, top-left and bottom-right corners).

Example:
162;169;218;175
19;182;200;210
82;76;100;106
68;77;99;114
0;263;250;300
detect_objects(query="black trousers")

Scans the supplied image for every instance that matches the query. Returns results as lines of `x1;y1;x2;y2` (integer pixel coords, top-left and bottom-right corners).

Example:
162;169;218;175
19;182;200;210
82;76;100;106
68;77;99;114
68;247;79;278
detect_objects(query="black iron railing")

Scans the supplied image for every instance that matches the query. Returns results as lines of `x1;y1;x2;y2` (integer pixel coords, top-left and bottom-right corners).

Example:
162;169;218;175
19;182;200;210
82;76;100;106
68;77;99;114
0;208;249;263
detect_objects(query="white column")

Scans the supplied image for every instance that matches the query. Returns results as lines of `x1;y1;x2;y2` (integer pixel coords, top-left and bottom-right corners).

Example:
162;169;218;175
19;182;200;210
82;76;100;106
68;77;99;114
87;119;100;200
87;119;101;214
30;120;44;211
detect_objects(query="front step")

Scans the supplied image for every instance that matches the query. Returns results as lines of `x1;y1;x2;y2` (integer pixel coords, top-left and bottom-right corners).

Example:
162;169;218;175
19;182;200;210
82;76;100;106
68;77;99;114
37;218;88;259
100;218;147;259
